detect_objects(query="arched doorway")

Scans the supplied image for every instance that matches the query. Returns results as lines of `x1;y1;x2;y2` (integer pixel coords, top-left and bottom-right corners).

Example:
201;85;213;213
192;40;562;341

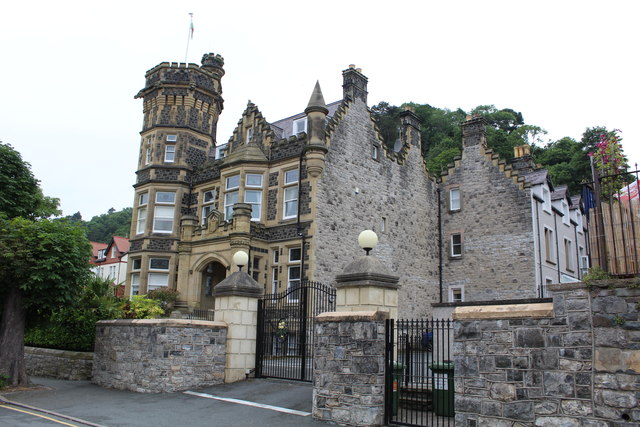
200;261;226;310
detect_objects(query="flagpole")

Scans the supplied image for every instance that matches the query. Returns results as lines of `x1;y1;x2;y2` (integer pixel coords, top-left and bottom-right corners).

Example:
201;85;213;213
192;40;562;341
185;13;194;64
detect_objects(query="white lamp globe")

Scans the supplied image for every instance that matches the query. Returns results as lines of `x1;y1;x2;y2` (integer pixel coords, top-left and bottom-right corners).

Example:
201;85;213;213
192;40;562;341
358;230;378;254
232;250;249;268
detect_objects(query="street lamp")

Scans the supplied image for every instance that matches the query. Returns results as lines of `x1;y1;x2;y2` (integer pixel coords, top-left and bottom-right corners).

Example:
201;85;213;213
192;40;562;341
358;230;378;256
232;250;249;271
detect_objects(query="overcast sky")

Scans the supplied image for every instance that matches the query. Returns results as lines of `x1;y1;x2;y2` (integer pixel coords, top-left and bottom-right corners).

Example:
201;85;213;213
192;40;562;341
1;0;638;220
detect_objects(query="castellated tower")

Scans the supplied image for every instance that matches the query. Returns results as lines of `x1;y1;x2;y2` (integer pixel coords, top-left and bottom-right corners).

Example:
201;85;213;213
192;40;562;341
126;53;224;296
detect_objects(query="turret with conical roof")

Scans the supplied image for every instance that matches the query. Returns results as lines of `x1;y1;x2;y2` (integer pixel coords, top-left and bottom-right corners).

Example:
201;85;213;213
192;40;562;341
303;81;329;178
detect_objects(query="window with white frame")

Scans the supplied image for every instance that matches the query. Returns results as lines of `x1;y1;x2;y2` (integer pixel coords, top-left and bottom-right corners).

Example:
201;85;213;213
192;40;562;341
245;173;263;221
287;247;302;302
223;175;240;220
136;193;148;234
449;286;464;303
562;201;569;225
577;211;583;233
164;145;175;163
544;227;556;263
450;188;461;211
153;191;175;233
246;127;253;143
145;148;151;165
130;258;141;297
201;189;216;225
293;118;307;135
372;144;379;160
111;247;116;258
450;233;462;257
166;134;177;142
542;187;551;213
283;169;299;219
564;238;573;271
273;248;279;264
148;258;169;291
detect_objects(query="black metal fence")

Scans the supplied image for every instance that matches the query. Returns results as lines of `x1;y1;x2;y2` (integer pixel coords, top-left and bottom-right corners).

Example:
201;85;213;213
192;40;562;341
584;166;640;276
385;319;454;426
187;308;216;321
255;280;336;382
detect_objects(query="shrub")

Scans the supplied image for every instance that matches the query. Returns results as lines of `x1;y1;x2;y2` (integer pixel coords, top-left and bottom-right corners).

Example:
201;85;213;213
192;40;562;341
120;295;164;319
146;287;180;315
24;276;124;352
583;266;611;285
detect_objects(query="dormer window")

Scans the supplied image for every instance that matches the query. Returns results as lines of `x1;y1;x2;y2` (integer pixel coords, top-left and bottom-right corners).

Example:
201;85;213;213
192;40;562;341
246;127;253;143
562;201;569;225
293;118;307;135
542;187;551;213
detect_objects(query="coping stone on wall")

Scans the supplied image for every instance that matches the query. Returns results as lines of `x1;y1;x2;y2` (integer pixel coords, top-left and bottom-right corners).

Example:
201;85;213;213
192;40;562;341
452;302;554;320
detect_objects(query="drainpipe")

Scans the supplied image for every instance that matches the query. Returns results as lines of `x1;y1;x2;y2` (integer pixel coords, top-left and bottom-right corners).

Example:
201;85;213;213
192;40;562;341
533;198;544;298
437;188;443;303
554;212;561;284
574;222;580;280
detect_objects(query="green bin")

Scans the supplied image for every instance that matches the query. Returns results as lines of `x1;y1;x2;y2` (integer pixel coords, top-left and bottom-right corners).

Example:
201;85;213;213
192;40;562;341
392;362;404;415
430;361;454;417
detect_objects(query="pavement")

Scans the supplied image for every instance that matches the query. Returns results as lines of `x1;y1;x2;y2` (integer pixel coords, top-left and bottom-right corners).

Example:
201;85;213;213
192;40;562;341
0;377;330;426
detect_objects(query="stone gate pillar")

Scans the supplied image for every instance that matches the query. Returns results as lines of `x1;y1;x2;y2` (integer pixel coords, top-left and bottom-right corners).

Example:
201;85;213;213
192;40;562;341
334;254;399;319
213;269;262;383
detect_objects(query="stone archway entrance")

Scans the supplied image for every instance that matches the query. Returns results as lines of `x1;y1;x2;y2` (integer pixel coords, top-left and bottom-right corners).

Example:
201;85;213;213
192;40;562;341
200;261;226;310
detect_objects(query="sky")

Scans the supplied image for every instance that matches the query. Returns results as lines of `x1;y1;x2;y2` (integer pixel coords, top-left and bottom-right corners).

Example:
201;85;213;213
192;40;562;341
1;1;638;220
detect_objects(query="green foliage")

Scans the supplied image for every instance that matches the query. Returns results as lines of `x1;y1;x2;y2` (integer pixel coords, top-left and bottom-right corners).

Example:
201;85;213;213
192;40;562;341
84;208;133;243
613;315;626;326
533;137;590;194
590;129;628;197
0;373;8;389
146;287;180;315
0;141;60;219
0;217;93;316
121;295;164;319
24;276;123;352
582;266;611;285
371;102;403;150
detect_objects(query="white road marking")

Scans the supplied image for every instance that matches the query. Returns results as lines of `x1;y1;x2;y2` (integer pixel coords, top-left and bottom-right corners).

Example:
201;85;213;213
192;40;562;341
183;391;311;416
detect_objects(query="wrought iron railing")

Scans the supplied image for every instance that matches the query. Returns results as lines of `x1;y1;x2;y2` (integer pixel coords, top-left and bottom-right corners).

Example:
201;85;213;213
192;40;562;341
187;308;216;321
584;166;640;276
385;319;454;426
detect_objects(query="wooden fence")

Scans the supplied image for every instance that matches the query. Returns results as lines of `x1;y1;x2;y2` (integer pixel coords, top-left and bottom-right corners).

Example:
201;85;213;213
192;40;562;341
589;199;640;275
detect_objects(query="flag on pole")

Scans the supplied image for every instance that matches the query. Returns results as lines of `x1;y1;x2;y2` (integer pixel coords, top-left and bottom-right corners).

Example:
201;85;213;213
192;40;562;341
189;13;194;39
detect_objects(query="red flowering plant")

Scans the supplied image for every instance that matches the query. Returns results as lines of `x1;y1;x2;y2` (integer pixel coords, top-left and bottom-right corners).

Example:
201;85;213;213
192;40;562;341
588;129;628;199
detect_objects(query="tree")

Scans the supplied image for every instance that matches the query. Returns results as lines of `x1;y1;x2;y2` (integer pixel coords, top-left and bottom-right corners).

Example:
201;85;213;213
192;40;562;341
0;217;91;385
0;142;59;219
533;137;590;194
84;207;132;242
589;129;628;197
0;142;92;386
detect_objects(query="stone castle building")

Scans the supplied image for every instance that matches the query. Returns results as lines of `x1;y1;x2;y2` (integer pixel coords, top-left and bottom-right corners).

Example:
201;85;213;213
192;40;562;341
125;53;586;318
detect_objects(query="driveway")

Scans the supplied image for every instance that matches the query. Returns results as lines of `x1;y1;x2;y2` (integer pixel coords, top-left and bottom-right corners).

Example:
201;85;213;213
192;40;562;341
0;377;329;426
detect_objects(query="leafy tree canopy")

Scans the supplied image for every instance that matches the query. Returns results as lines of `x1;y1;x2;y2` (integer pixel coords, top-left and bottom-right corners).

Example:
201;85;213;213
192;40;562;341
61;207;132;243
369;103;629;194
0;142;60;219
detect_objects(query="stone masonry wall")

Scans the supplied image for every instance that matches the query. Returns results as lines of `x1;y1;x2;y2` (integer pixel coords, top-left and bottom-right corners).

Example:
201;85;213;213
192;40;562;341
92;319;227;393
25;347;93;381
314;99;439;319
454;281;640;426
442;143;536;303
313;311;388;426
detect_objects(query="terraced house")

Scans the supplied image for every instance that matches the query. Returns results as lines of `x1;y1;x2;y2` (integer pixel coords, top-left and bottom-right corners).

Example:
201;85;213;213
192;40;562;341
125;53;586;318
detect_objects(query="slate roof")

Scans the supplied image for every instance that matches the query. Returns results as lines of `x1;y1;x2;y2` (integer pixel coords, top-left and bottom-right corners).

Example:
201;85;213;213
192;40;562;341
551;185;568;201
269;100;342;139
521;169;549;186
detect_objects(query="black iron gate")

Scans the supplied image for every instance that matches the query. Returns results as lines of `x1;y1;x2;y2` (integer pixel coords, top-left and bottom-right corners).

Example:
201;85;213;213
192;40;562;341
385;319;454;426
255;280;336;382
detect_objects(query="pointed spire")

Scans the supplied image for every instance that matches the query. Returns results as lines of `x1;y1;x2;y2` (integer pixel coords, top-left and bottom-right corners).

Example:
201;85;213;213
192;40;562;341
305;81;329;115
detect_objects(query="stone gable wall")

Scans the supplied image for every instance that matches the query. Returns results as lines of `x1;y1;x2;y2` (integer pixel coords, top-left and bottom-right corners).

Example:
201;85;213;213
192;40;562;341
442;145;536;302
92;319;227;393
454;281;640;426
314;99;439;319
